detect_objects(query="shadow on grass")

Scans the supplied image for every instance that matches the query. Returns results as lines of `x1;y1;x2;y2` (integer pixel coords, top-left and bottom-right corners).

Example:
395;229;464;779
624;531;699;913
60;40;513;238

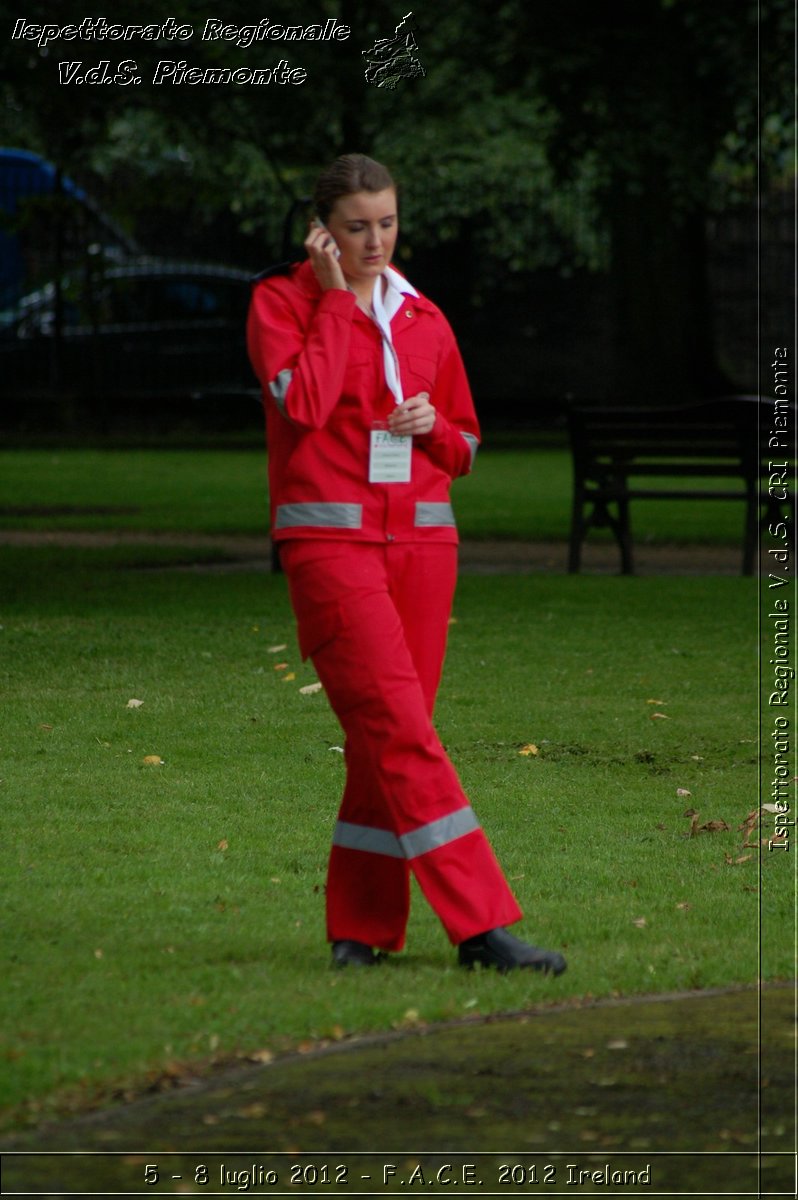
2;985;793;1196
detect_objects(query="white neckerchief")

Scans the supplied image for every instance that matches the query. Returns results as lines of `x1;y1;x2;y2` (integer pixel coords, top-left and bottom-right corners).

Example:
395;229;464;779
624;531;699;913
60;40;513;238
369;267;419;407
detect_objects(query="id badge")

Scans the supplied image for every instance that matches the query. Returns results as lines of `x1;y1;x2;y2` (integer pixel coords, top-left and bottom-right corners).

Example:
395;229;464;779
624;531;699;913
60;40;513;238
369;421;412;483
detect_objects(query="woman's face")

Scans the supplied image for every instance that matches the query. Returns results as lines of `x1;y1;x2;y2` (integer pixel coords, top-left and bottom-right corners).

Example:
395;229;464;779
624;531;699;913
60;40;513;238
325;188;398;288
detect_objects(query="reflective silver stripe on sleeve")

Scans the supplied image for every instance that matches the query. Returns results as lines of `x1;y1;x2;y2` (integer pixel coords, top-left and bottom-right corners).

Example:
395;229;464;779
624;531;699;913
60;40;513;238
275;503;363;530
399;806;481;859
414;502;456;527
268;368;293;415
461;432;478;467
333;821;404;858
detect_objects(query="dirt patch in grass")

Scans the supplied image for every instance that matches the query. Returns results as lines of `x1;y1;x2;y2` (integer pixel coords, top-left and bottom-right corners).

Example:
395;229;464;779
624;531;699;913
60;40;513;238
0;530;746;576
2;985;792;1195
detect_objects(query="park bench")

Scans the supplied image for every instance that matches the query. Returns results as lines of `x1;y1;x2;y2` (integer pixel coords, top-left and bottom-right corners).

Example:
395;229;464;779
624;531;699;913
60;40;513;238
567;396;788;576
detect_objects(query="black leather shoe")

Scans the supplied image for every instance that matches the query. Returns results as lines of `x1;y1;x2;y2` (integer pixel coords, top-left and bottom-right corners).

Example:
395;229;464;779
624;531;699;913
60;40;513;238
458;928;567;975
331;940;378;967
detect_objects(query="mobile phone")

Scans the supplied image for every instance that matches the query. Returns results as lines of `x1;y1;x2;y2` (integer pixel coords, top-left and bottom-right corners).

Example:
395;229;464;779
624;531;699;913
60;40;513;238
313;218;341;260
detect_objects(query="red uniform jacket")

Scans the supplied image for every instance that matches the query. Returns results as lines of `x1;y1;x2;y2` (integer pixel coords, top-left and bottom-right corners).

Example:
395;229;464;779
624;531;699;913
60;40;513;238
246;260;480;545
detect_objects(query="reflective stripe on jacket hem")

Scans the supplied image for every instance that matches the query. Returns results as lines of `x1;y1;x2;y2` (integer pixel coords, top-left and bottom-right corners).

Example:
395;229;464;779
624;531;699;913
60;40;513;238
276;502;454;531
275;502;363;529
333;806;481;860
414;502;456;527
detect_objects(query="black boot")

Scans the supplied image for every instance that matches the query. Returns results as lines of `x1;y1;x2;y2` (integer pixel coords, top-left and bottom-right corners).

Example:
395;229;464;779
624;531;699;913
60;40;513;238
458;928;566;975
331;939;378;967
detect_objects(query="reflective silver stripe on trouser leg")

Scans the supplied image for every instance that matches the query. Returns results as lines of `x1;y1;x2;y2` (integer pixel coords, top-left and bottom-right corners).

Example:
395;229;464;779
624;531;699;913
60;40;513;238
333;807;481;860
275;503;363;529
460;432;478;468
414;502;456;527
269;368;293;416
333;823;405;858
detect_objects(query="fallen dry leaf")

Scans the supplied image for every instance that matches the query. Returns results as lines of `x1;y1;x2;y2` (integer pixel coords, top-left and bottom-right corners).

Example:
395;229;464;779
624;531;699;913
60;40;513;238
684;810;729;837
394;1007;426;1030
650;712;670;720
267;644;287;653
299;682;323;695
273;662;289;671
247;1048;274;1064
282;673;296;682
739;809;762;846
518;743;539;756
126;698;144;709
142;755;164;766
698;819;729;834
646;699;666;705
676;902;691;910
236;1102;267;1119
677;788;692;797
217;839;228;852
632;917;647;927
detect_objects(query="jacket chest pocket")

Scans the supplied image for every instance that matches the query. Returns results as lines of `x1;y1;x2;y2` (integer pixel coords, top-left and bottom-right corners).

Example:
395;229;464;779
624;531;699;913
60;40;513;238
402;353;437;394
342;354;380;399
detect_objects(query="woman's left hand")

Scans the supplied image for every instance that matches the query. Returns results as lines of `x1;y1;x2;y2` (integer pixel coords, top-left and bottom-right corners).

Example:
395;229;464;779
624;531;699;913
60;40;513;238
388;392;436;437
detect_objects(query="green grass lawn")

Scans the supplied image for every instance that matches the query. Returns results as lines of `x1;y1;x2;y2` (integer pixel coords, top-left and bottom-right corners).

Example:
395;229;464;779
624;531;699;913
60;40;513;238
0;445;749;545
0;529;784;1132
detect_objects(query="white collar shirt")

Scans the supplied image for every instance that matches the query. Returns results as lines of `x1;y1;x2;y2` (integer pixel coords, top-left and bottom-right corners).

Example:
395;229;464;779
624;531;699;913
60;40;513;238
369;267;419;407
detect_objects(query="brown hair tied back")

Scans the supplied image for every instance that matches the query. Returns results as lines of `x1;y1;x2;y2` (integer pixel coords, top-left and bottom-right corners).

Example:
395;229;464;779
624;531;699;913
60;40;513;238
313;154;396;223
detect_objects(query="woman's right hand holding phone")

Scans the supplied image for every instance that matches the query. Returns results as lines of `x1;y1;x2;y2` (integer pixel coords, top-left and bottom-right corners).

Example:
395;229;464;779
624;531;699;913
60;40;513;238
305;221;348;292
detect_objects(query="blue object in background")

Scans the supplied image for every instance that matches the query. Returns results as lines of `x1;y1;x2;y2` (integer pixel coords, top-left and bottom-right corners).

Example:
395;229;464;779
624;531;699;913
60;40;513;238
0;148;134;308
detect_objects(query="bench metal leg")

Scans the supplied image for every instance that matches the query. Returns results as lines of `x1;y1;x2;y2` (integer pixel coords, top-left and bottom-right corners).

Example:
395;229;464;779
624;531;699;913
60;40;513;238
568;490;586;573
617;499;634;575
743;495;757;576
568;520;584;573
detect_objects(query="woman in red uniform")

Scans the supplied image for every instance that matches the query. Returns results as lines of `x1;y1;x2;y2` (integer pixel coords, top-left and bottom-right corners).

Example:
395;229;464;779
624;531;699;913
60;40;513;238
247;154;566;975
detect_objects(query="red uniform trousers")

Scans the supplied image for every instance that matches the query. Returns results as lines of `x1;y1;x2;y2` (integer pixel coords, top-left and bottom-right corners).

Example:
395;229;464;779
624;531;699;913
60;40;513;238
279;539;523;952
